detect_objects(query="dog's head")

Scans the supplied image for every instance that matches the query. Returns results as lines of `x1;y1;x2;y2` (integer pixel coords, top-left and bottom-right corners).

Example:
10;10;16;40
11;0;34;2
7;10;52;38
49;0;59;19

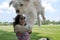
9;0;30;14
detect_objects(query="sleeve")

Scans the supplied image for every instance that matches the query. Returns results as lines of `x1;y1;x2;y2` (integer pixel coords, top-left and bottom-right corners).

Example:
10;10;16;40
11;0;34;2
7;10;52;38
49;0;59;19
14;25;21;33
14;25;27;33
25;24;32;32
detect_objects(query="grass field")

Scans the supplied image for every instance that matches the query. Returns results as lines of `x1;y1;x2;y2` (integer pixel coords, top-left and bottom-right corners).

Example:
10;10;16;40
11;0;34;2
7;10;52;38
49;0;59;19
0;25;60;40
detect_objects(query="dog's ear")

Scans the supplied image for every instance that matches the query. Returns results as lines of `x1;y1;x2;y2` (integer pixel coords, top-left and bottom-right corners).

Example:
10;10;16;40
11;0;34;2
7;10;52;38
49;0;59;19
9;1;13;7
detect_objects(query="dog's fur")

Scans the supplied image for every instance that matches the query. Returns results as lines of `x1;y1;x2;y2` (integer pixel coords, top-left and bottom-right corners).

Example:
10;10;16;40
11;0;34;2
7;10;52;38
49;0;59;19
9;0;45;27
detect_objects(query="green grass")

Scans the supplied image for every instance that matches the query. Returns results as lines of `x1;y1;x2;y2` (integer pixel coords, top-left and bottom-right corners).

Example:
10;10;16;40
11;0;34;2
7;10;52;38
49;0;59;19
0;25;60;40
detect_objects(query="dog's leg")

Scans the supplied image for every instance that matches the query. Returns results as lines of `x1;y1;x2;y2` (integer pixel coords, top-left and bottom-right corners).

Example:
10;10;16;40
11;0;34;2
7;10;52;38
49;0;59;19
33;0;41;26
37;12;41;26
41;7;45;20
33;0;45;26
37;7;45;26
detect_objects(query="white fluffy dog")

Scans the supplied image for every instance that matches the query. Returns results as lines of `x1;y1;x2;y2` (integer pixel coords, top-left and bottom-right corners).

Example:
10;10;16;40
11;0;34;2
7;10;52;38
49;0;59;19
9;0;45;28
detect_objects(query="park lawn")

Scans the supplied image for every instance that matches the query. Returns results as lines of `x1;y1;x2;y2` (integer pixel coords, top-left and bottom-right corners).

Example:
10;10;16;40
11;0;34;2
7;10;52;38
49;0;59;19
0;25;60;40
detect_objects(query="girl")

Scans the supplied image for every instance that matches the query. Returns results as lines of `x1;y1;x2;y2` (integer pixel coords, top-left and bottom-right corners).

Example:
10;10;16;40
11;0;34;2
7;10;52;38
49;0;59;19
13;15;32;40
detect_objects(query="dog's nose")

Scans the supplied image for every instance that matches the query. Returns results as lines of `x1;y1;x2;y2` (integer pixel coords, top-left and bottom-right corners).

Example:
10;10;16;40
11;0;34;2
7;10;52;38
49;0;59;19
16;10;19;13
20;4;23;7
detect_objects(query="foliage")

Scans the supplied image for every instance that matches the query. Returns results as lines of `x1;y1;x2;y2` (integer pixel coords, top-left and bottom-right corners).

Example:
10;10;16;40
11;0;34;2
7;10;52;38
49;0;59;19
0;20;60;25
35;20;60;25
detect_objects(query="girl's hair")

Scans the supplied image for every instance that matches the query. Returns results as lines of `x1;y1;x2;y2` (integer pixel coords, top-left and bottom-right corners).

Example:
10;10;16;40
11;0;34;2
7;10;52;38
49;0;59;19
13;15;25;27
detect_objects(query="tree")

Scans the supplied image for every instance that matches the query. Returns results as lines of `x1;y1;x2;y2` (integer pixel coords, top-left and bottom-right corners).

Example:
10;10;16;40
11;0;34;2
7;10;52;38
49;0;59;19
42;20;51;25
0;22;1;24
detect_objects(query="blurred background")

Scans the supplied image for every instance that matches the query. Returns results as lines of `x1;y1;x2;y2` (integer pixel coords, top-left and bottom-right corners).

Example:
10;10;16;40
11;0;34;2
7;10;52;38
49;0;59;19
0;0;60;40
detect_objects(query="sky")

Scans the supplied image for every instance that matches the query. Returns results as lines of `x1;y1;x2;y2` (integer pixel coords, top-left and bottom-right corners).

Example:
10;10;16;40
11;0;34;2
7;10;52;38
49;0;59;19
0;0;60;22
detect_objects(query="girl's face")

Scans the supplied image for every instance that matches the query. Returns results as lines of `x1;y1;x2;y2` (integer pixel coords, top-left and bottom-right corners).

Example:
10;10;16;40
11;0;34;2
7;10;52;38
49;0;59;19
19;16;25;25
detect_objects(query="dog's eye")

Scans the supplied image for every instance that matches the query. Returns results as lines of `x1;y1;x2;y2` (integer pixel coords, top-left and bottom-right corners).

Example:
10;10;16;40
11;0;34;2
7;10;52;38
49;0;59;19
20;4;23;7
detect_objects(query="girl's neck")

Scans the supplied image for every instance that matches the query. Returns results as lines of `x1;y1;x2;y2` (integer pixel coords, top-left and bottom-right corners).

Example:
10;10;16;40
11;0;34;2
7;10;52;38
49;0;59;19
19;23;26;26
19;24;24;26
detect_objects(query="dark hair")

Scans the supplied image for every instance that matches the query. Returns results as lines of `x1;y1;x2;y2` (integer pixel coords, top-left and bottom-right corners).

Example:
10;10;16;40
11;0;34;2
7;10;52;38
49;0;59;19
13;15;25;27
